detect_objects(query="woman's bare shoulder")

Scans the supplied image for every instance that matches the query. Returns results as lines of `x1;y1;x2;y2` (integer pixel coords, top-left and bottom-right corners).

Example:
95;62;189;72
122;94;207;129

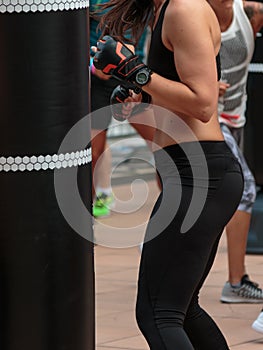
167;0;213;14
165;0;220;40
166;0;218;27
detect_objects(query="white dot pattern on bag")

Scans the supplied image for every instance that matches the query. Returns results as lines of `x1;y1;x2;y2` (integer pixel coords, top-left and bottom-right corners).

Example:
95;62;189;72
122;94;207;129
0;0;89;13
0;148;91;172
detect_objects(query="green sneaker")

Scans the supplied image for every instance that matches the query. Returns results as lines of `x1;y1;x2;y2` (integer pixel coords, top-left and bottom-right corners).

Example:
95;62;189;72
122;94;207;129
93;192;114;218
93;202;110;218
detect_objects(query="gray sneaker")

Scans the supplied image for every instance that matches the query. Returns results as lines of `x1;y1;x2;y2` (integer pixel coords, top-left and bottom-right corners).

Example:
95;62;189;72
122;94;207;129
221;275;263;303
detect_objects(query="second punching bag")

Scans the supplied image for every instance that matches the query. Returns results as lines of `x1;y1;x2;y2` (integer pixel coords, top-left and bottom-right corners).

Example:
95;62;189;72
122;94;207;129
0;2;94;350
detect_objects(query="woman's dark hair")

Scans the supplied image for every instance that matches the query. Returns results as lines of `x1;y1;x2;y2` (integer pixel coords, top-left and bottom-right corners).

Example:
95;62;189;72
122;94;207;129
94;0;154;45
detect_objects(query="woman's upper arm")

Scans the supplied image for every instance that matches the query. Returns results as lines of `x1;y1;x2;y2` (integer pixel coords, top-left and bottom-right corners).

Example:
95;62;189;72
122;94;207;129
164;2;219;105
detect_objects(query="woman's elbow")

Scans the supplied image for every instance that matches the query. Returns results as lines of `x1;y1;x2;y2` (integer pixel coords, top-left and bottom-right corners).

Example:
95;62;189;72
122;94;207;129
195;97;217;123
196;107;214;123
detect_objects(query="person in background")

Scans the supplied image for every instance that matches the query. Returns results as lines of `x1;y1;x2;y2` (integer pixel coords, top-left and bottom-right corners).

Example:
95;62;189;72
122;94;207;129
93;0;244;348
92;142;114;218
90;0;119;217
207;0;263;303
90;0;157;218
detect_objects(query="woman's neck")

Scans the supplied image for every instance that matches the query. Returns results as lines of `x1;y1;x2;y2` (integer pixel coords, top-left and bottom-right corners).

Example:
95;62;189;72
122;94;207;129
152;0;166;28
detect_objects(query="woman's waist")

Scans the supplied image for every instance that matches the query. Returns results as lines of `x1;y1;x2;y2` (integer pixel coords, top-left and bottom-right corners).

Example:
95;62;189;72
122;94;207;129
154;140;231;159
153;140;240;177
152;114;224;151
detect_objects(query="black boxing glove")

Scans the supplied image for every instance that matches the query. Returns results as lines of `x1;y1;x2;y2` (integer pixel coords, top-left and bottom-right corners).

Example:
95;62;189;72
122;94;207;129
110;85;152;122
94;35;152;90
110;85;131;122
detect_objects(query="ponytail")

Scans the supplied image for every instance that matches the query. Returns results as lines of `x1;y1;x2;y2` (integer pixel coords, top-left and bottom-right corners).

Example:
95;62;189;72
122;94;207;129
95;0;154;45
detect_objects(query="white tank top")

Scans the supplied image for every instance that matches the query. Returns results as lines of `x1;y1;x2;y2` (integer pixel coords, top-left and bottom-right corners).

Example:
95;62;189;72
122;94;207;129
218;0;254;128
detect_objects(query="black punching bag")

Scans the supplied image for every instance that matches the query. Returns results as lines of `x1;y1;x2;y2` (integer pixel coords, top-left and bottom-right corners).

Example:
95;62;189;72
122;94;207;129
244;2;263;254
0;2;95;350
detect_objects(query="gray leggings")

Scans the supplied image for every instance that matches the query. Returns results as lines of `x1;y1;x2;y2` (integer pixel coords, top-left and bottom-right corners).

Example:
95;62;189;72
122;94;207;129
221;124;256;213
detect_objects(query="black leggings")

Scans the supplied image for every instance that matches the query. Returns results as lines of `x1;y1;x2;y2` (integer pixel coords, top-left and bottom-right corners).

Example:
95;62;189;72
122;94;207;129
136;141;244;350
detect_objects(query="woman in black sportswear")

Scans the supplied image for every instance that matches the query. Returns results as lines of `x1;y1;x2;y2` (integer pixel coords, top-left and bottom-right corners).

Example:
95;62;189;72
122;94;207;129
93;0;244;349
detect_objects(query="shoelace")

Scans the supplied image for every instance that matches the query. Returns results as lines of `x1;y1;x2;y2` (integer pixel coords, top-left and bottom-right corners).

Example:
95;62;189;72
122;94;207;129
95;194;109;208
95;200;106;208
242;274;259;287
235;281;263;299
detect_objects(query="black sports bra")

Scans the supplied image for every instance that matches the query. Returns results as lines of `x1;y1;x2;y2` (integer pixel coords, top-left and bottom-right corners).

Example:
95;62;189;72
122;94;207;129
148;0;221;82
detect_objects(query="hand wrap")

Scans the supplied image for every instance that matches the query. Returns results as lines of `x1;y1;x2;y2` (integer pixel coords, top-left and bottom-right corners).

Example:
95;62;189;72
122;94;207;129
110;85;152;122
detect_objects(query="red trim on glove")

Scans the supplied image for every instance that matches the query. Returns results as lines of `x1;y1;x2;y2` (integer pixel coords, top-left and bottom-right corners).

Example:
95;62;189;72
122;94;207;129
102;63;118;74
